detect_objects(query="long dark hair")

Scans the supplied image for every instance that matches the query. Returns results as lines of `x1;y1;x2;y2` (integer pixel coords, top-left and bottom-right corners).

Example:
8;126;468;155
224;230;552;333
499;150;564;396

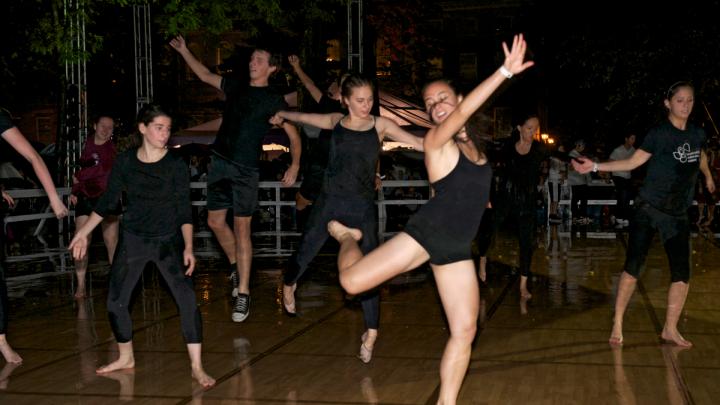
509;111;540;143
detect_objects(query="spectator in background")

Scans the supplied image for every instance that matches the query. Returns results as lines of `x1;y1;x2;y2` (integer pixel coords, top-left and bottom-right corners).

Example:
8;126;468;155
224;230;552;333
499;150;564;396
568;139;592;224
609;133;636;228
70;115;119;299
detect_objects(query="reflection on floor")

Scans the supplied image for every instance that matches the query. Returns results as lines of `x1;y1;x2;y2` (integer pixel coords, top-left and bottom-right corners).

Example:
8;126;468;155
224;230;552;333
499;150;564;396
1;225;719;404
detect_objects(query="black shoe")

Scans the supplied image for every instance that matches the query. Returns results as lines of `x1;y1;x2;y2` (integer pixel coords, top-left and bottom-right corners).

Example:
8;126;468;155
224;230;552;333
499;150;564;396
232;293;250;322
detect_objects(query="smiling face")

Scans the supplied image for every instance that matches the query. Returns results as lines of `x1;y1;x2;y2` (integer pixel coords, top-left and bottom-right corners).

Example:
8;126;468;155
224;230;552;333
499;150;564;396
139;115;172;149
423;81;460;124
343;85;374;118
664;85;694;121
93;117;114;143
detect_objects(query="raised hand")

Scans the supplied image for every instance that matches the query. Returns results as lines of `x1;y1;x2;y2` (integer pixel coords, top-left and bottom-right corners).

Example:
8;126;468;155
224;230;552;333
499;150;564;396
502;34;535;76
288;55;301;69
169;35;187;52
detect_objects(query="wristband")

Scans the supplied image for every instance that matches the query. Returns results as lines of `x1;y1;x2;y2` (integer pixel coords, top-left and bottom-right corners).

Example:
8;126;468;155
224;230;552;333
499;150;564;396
592;162;599;173
499;66;513;79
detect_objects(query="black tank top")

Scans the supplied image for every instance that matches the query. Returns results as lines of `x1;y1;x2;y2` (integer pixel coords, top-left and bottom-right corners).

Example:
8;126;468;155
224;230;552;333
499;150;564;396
322;117;381;200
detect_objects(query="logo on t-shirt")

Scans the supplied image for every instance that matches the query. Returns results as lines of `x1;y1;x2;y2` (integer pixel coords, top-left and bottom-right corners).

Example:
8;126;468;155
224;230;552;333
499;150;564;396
673;143;699;163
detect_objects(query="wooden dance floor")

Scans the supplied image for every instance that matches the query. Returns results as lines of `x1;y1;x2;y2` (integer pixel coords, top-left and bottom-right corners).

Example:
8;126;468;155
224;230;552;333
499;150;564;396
1;227;719;404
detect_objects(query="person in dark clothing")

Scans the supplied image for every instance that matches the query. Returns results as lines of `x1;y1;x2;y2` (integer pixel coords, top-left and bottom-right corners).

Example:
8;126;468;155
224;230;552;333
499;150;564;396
287;55;345;229
69;105;215;387
479;113;550;298
573;81;714;347
327;35;533;404
70;115;119;299
272;74;424;363
171;35;301;323
0;107;68;364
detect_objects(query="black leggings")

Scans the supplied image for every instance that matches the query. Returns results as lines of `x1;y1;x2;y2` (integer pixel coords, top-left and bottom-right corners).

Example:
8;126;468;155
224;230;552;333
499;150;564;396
284;194;380;329
477;189;537;277
624;201;691;283
108;231;202;343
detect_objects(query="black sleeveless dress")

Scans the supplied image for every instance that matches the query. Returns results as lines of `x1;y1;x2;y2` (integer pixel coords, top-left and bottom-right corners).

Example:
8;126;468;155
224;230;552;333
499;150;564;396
404;150;492;265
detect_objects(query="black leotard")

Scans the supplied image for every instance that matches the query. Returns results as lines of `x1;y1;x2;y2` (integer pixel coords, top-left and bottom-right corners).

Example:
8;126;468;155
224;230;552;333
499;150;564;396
404;150;491;265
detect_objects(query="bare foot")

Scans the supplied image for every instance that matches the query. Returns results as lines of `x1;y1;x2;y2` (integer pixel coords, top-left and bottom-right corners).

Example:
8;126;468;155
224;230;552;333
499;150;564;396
660;329;692;347
478;256;487;282
609;322;624;346
96;357;135;374
192;366;216;388
74;290;87;299
519;289;532;299
0;341;22;364
519;296;529;315
358;330;377;364
282;283;297;316
327;220;362;242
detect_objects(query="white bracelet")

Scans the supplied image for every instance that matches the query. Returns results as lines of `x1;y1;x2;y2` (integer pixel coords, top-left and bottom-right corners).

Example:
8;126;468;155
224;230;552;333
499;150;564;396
592;162;599;173
499;66;513;79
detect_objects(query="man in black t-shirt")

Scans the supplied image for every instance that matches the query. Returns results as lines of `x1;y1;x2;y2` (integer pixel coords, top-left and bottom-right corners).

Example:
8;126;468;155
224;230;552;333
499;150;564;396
171;36;301;323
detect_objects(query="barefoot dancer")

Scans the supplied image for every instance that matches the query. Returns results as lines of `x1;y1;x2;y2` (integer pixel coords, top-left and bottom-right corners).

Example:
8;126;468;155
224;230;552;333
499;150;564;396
69;105;215;387
0;107;69;364
70;114;119;299
573;81;714;347
272;74;424;363
327;35;533;404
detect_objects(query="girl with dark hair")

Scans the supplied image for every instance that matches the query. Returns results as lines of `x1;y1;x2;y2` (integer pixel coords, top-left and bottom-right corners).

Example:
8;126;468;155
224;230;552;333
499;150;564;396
69;104;215;387
0;108;68;364
477;112;550;298
326;35;533;404
270;73;424;363
573;81;714;347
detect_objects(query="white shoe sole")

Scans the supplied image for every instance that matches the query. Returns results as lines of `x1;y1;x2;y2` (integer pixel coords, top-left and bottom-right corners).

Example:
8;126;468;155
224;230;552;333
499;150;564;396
232;310;249;323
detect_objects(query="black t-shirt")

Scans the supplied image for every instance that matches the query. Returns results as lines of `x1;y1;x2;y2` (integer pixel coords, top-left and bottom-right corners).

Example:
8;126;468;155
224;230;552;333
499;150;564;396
95;149;192;237
500;139;549;196
213;77;287;168
638;120;706;215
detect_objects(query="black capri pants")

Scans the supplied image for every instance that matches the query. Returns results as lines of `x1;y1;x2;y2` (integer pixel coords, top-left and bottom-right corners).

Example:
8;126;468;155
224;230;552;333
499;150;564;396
624;200;691;283
107;230;202;343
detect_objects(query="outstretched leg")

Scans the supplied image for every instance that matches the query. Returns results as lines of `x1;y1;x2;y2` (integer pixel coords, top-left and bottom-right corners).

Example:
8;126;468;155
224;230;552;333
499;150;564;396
328;221;429;295
433;260;479;404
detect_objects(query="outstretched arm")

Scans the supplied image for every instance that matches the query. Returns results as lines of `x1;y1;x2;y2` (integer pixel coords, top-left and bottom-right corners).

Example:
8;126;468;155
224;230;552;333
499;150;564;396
288;55;323;103
2;127;68;218
170;35;222;90
377;117;425;151
270;111;342;130
572;149;652;174
424;34;534;152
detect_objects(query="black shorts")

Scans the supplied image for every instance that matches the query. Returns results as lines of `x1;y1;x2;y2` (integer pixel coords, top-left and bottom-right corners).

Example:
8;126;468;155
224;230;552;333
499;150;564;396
624;200;691;283
74;195;99;217
206;156;260;217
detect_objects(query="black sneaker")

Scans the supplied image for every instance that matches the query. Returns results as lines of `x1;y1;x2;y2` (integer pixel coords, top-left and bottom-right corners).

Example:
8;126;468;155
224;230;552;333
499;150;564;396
229;270;239;297
232;293;250;322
